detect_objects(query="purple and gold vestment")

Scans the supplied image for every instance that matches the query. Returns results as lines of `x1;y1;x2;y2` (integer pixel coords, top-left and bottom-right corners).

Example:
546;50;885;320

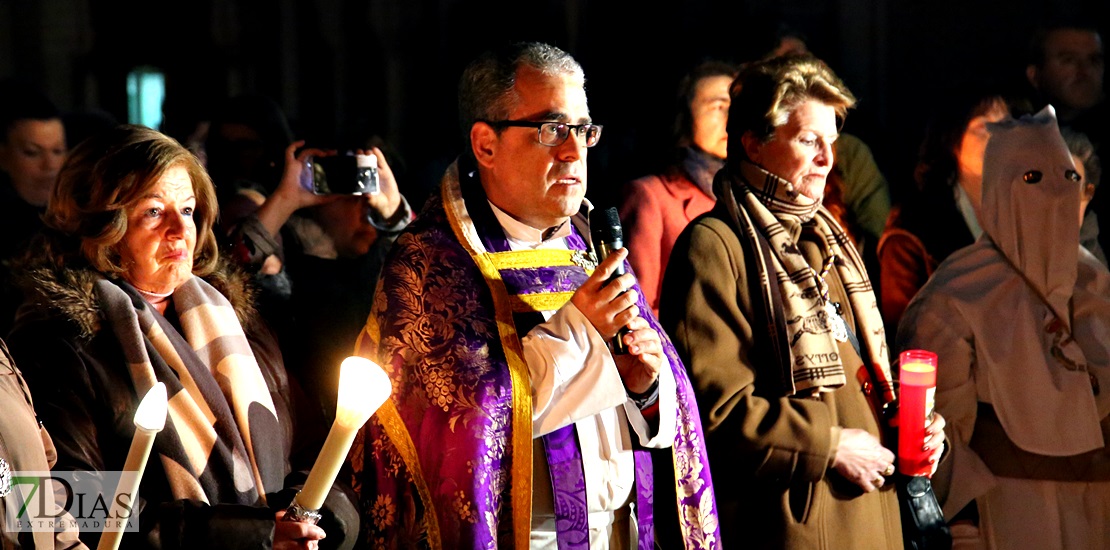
349;163;720;549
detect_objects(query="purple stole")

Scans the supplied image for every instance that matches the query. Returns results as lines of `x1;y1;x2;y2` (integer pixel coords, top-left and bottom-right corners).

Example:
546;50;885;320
484;223;654;549
349;162;720;549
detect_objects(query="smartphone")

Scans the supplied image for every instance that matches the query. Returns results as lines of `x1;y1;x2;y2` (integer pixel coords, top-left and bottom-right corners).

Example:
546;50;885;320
307;153;380;195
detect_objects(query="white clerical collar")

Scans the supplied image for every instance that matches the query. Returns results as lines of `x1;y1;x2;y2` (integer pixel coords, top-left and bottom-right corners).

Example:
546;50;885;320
487;201;572;245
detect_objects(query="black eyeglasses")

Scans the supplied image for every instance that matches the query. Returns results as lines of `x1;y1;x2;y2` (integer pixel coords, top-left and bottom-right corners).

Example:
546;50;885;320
482;120;603;147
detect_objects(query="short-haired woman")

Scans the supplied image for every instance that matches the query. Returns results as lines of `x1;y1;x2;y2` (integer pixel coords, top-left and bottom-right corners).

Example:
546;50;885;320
660;55;946;549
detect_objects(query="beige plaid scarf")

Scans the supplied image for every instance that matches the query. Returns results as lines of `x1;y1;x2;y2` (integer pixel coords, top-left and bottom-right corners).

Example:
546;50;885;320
716;160;894;402
95;275;283;505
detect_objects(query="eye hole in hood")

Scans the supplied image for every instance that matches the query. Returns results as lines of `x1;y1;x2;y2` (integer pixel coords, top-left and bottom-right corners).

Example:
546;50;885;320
1066;169;1082;183
1023;170;1043;184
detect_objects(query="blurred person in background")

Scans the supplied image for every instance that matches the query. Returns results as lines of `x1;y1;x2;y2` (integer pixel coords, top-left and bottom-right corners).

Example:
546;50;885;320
0;78;67;337
878;85;1020;337
227;139;411;420
620;60;737;316
1062;128;1106;265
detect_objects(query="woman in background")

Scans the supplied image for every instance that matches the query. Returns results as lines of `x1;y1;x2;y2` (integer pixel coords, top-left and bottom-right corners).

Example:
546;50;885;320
620;60;737;315
877;85;1021;336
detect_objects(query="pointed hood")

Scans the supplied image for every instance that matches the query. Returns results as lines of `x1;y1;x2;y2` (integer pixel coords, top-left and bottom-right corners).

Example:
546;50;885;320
980;106;1080;325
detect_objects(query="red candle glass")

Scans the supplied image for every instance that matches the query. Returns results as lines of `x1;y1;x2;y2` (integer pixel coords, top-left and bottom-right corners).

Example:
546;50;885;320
898;349;937;476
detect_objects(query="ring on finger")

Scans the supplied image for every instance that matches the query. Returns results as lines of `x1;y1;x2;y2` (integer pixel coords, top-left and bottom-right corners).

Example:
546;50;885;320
872;477;884;487
883;464;895;476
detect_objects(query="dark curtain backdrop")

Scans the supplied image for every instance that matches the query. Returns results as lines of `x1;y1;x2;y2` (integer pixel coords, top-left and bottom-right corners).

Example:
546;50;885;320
3;0;1107;210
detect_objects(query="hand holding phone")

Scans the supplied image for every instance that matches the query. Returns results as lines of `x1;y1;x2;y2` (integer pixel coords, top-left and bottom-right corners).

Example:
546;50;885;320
305;153;380;195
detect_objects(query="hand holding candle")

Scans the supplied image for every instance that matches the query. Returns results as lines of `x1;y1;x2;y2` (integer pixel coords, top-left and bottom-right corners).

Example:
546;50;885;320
287;357;391;523
922;410;946;475
99;382;168;550
898;350;941;476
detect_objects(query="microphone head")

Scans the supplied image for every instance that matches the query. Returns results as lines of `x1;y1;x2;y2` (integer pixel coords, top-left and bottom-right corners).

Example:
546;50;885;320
590;206;623;245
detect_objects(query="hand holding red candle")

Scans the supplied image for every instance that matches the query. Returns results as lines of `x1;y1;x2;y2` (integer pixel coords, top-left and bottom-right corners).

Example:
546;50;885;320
922;411;946;476
898;350;947;477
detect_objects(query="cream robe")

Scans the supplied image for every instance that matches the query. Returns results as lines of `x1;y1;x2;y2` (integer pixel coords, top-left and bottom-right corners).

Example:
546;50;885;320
899;107;1110;549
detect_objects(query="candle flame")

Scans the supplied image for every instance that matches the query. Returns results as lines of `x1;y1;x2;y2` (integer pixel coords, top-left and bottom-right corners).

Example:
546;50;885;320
336;357;391;428
134;382;168;432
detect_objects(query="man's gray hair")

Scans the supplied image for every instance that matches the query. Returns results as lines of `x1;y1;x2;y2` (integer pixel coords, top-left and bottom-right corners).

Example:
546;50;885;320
458;42;584;152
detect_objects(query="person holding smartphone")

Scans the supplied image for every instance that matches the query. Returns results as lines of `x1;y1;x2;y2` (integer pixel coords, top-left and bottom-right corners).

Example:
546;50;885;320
226;141;413;422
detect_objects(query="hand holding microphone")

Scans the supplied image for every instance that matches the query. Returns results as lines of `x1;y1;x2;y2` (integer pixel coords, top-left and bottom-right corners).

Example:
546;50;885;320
570;245;640;346
570;207;664;395
591;207;633;354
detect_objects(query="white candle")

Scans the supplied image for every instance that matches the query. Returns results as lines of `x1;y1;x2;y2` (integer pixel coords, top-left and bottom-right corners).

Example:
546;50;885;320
99;382;168;550
293;357;390;512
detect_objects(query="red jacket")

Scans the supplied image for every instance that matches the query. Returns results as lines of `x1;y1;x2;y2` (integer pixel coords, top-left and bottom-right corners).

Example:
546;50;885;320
620;168;716;315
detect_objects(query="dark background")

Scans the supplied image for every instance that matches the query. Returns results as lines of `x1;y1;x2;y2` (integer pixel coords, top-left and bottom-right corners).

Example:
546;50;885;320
2;0;1107;210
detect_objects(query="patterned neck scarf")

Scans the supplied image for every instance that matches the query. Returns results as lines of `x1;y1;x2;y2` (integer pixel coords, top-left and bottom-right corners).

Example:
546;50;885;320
715;160;894;402
96;275;283;505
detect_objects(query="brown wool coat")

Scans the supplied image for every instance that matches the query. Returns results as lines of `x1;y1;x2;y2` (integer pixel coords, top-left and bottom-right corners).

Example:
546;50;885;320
660;208;902;549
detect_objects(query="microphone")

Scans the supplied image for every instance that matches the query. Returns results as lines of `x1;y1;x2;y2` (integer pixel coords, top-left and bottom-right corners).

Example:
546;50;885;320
590;206;632;355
